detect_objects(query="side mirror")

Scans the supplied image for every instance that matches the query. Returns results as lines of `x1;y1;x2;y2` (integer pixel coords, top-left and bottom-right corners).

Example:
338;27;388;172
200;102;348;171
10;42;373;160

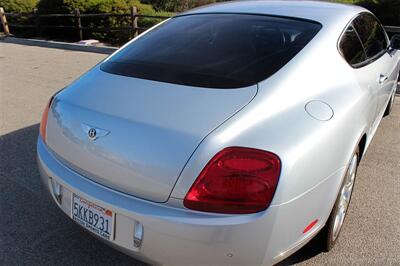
390;34;400;50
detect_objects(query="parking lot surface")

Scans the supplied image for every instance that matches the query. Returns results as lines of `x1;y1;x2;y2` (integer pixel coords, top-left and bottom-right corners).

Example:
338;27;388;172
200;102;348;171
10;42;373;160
1;42;399;265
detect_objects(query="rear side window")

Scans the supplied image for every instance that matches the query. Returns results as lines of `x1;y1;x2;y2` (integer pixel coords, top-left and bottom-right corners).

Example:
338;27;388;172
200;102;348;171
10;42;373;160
339;24;366;66
353;13;388;59
101;14;322;88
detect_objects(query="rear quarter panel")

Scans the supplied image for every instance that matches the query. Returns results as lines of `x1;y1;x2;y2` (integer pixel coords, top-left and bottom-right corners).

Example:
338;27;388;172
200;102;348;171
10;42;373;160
171;21;372;219
168;24;376;262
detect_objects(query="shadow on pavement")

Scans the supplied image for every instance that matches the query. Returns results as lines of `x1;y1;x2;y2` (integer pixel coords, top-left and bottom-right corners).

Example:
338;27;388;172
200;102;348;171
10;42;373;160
0;124;145;265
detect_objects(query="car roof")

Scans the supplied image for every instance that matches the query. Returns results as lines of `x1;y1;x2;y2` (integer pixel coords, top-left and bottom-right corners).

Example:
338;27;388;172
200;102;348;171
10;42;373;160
182;0;366;25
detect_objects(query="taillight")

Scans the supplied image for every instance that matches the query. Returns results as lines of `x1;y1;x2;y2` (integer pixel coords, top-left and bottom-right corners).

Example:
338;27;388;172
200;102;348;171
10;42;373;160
39;97;54;142
183;147;281;214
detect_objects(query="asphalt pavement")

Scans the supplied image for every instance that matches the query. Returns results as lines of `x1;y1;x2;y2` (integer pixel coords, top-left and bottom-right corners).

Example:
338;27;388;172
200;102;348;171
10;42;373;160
0;42;399;265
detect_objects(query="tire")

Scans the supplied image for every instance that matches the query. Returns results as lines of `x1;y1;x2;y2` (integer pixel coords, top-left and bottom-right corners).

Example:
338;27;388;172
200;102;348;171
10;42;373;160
319;147;359;251
384;92;395;117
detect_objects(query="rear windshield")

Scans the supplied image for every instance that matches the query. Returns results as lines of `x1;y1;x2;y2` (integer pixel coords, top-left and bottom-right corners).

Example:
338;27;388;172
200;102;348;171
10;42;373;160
101;14;322;88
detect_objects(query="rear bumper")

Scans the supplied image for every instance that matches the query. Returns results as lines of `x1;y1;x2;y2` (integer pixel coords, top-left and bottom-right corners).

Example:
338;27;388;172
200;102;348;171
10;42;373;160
37;138;344;266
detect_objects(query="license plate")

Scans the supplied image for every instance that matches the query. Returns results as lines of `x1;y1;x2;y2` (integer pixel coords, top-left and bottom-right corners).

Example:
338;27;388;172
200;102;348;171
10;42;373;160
71;194;114;241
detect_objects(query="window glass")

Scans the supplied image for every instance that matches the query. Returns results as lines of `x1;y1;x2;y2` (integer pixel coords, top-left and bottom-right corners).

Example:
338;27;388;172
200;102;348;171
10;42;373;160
353;13;388;59
101;14;322;88
339;24;366;66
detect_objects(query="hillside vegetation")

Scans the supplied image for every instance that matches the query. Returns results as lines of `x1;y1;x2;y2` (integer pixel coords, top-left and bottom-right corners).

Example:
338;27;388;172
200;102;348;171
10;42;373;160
0;0;398;45
143;0;400;26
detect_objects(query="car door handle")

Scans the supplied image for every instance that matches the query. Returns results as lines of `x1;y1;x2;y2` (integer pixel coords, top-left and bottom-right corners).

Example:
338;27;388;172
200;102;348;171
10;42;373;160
378;74;388;84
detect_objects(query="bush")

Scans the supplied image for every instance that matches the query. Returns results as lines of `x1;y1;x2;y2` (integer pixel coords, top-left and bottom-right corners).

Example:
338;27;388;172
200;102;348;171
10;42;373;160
0;0;39;37
61;0;133;44
143;0;221;12
37;0;142;13
0;0;38;13
3;0;397;45
0;0;173;44
149;0;400;26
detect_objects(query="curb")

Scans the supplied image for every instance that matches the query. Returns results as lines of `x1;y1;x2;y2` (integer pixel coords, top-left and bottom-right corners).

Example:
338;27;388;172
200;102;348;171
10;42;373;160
1;37;118;54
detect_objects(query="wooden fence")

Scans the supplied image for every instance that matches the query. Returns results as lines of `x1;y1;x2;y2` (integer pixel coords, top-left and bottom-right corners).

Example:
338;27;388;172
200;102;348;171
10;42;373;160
1;7;399;41
0;7;170;40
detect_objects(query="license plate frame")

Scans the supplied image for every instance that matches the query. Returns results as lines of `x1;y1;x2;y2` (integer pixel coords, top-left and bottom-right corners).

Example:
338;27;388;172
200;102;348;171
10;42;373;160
71;193;115;241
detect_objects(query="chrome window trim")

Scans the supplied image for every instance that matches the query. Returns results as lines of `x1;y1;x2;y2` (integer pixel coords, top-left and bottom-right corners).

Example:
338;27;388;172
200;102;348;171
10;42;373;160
337;12;389;69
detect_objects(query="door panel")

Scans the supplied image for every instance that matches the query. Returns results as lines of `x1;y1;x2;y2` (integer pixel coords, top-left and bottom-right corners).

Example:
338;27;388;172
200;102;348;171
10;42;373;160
352;13;392;120
374;52;398;114
338;23;378;130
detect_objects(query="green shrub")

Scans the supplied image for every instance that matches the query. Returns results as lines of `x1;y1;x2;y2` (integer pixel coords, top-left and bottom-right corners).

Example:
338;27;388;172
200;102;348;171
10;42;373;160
150;0;400;26
3;0;396;45
32;0;172;44
0;0;39;37
63;0;129;13
0;0;39;13
143;0;220;12
35;0;64;13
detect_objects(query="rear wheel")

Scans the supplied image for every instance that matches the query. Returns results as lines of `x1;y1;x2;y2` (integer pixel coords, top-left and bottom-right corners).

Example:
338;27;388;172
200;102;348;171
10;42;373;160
320;147;359;251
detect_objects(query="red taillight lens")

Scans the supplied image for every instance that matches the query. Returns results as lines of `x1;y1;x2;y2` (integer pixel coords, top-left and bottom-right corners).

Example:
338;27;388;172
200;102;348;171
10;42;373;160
39;97;53;142
183;147;281;214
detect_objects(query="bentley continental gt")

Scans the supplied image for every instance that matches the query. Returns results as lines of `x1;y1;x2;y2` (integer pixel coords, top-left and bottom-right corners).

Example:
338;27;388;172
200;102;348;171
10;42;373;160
37;1;400;265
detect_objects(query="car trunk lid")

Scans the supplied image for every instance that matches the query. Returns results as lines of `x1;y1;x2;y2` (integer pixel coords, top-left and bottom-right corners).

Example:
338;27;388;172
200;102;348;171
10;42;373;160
46;67;257;202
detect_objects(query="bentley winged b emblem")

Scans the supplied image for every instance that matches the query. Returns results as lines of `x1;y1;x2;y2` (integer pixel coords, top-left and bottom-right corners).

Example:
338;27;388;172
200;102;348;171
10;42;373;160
81;123;110;141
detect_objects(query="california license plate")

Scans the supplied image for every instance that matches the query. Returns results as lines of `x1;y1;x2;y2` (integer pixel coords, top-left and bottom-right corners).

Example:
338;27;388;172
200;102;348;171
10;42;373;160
71;194;114;241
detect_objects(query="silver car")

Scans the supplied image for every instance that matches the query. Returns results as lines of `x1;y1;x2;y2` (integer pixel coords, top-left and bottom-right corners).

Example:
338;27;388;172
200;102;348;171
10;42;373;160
37;1;400;265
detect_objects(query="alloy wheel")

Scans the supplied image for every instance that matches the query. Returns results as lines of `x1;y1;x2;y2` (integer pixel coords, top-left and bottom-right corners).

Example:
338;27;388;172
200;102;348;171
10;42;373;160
332;153;358;241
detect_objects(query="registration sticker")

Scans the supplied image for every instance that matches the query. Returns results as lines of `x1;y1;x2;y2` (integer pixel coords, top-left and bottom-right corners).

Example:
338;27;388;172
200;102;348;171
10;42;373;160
71;194;114;241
